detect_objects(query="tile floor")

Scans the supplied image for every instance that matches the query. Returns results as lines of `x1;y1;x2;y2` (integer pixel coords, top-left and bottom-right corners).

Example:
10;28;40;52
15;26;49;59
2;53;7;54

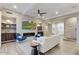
0;38;79;55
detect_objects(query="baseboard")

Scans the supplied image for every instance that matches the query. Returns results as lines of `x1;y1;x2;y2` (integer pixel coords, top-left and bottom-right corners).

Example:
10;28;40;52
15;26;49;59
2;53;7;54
63;38;76;42
2;40;16;44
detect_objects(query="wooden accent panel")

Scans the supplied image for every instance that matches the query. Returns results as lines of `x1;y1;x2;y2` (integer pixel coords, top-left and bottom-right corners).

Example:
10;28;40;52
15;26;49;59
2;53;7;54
1;33;16;41
23;33;35;37
23;32;43;37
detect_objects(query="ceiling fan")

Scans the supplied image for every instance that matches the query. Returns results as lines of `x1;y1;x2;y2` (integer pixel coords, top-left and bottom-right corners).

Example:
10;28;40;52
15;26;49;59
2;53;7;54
36;9;51;24
38;9;47;16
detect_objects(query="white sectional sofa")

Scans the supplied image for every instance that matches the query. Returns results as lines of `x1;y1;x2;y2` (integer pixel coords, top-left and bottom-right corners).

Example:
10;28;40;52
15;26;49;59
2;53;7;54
38;35;60;53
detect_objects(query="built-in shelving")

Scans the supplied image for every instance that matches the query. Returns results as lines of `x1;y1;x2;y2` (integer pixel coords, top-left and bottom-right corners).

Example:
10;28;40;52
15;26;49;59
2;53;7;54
1;23;16;43
1;14;16;43
1;23;16;29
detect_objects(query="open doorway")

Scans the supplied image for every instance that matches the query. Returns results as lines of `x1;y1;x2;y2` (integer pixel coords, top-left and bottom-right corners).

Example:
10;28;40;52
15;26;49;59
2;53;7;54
52;22;64;41
52;17;77;41
52;21;64;35
56;23;64;36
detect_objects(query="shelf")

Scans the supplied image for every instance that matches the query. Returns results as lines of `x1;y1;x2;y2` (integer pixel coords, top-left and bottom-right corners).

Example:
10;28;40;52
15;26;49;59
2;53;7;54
2;27;16;29
1;23;16;29
1;23;16;25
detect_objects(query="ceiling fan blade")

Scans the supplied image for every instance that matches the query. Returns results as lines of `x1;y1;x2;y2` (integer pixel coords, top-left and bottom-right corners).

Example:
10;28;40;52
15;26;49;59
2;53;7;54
38;9;40;14
40;13;47;14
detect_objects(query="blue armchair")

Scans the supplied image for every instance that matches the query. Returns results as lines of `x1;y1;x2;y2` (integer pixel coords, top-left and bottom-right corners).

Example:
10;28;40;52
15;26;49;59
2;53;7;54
16;33;27;42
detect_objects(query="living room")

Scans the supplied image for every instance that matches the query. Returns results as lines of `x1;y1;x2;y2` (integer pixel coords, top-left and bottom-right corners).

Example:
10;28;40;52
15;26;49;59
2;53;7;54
0;3;79;55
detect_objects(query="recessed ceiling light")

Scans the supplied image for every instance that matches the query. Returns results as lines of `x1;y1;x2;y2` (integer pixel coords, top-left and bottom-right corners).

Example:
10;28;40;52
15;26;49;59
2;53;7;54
56;11;59;14
6;20;12;24
38;14;40;16
37;24;40;27
13;5;17;9
6;20;10;23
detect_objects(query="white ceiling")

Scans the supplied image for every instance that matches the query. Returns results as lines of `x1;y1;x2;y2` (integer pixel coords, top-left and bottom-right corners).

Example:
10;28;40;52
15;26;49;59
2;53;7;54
0;3;35;14
0;3;79;19
25;3;79;19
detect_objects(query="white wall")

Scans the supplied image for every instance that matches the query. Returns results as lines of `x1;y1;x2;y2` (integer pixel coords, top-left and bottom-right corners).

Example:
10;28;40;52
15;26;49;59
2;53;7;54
52;24;57;35
0;11;1;47
64;17;77;39
77;16;79;43
16;14;23;35
16;14;36;35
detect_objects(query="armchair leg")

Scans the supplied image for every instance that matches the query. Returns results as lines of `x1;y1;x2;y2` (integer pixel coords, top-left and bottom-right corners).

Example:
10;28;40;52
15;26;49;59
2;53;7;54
39;52;45;55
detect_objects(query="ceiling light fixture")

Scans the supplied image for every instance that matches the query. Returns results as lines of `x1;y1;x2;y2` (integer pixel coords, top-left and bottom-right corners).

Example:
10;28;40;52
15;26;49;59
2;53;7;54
56;11;59;14
13;5;17;9
6;20;11;23
6;20;12;24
